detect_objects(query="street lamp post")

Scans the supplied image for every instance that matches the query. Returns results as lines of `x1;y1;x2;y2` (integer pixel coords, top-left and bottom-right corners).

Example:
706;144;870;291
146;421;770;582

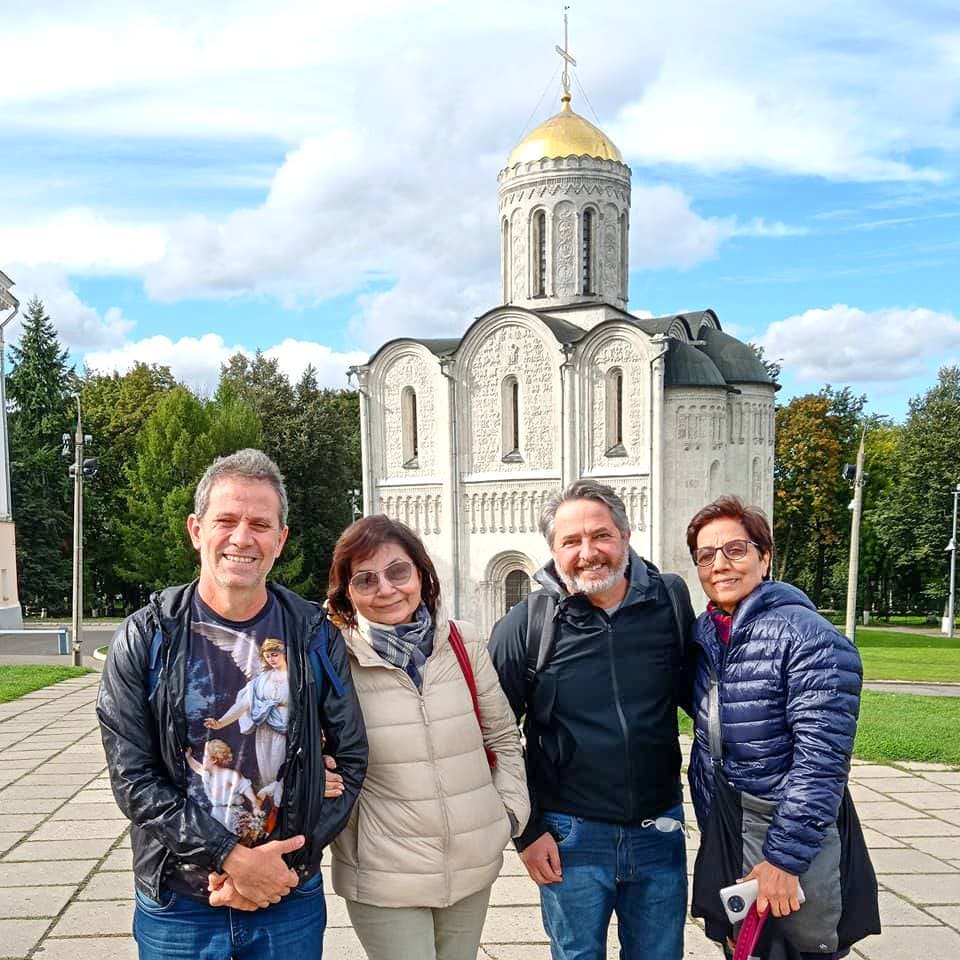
947;483;960;640
63;398;96;666
844;429;867;643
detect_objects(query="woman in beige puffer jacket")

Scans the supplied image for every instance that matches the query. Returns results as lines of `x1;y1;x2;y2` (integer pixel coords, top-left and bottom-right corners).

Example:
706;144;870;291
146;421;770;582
326;515;529;960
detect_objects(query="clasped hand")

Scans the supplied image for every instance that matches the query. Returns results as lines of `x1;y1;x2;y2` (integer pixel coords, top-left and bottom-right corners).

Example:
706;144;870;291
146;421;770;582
210;835;305;910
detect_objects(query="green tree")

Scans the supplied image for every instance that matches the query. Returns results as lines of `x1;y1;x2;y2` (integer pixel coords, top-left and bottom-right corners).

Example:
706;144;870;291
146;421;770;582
6;298;75;613
81;363;177;612
874;366;960;613
774;387;866;605
118;386;263;590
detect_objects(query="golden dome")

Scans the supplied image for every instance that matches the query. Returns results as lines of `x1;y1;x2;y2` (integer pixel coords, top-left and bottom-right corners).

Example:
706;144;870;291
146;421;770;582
507;94;622;167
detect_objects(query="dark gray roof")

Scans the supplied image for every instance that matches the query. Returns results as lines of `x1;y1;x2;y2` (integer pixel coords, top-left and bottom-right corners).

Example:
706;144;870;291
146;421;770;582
365;336;460;365
664;340;728;388
698;328;773;385
536;314;589;344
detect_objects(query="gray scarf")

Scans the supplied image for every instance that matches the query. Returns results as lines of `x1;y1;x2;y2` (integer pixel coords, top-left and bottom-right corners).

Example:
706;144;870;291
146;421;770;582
365;603;435;691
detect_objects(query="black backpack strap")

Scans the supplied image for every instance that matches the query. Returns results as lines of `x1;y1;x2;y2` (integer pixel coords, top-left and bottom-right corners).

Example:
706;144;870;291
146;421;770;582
524;590;556;689
660;572;692;659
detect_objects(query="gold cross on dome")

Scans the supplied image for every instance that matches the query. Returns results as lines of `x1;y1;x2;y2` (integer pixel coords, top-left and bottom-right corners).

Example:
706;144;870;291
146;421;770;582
555;6;577;99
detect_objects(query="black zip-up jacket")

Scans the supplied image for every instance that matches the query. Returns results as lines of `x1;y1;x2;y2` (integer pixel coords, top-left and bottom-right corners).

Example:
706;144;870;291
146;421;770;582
97;580;368;899
488;550;694;850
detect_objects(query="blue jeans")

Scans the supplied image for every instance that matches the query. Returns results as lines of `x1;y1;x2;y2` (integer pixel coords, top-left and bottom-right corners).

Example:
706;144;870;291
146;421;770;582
133;873;326;960
538;806;687;960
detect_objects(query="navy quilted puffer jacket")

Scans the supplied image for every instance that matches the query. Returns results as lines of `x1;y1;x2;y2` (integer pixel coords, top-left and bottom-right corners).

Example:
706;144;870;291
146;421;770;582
687;580;862;876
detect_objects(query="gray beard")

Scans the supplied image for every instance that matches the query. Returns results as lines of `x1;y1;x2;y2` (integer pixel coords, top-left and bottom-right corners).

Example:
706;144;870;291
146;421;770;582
559;548;629;596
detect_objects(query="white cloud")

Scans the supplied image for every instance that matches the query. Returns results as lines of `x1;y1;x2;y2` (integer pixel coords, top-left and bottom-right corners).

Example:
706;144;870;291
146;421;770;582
264;339;367;388
0;210;165;274
756;305;960;383
83;333;367;392
2;264;134;350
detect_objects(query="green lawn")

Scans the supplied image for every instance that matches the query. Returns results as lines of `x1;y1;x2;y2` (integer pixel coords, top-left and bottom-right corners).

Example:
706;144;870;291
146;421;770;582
855;690;960;765
0;665;93;704
856;628;960;682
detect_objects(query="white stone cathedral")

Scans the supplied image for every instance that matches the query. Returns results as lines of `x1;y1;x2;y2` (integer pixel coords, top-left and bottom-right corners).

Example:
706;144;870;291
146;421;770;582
351;86;776;633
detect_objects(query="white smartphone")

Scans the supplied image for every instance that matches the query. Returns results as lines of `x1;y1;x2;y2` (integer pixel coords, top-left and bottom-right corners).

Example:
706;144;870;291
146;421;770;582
719;877;805;923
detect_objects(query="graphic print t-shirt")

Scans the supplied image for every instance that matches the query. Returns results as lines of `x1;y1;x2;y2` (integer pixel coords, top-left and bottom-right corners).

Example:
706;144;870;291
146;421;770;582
167;593;289;898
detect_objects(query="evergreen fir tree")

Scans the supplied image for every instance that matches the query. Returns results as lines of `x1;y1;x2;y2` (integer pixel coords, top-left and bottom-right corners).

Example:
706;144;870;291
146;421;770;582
6;297;75;612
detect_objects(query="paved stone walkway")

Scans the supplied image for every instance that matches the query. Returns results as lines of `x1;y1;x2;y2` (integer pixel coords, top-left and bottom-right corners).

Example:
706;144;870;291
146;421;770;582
0;675;958;959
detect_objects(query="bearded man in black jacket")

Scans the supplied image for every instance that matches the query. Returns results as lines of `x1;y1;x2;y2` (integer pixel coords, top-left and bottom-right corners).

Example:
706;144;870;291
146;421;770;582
98;449;367;960
489;479;694;960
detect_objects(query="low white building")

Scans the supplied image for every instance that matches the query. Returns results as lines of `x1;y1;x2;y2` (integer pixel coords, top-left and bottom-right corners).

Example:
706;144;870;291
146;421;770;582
352;90;775;632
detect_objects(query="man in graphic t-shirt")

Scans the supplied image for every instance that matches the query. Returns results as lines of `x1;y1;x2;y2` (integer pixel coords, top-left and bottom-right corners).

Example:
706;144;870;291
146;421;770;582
98;449;368;960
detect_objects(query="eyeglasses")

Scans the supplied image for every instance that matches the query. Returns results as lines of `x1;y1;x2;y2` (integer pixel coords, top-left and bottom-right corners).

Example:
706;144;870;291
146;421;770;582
693;539;759;567
349;560;415;596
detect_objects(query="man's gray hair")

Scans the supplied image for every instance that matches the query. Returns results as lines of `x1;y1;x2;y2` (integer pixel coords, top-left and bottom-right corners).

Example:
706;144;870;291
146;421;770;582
539;478;631;546
194;449;289;527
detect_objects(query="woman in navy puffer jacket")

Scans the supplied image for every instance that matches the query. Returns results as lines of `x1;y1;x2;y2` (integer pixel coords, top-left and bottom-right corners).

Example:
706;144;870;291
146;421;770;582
686;495;864;958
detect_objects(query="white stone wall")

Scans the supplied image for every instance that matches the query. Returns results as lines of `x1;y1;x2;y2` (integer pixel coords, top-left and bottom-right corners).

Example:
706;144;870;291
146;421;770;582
460;319;560;475
497;156;631;310
578;331;648;474
375;349;439;477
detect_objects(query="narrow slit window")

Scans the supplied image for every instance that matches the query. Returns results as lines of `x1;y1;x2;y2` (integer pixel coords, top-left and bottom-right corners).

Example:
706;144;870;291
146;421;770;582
501;376;522;462
533;211;546;296
605;367;626;456
582;209;594;294
401;386;419;467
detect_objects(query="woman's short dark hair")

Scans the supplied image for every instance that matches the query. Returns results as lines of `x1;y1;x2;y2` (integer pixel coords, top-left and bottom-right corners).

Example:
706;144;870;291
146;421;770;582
327;514;442;626
686;495;774;572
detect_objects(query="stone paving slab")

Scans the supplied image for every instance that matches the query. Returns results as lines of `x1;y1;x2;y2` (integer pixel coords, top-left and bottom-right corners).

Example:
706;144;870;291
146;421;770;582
0;918;51;958
0;860;96;886
0;884;74;918
30;936;138;960
854;925;960;959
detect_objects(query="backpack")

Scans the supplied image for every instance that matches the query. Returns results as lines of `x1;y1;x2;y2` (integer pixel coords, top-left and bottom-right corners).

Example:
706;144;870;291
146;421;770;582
146;615;345;702
523;571;693;692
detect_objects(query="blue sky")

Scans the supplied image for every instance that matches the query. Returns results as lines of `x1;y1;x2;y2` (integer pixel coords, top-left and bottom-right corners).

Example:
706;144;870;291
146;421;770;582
1;0;958;417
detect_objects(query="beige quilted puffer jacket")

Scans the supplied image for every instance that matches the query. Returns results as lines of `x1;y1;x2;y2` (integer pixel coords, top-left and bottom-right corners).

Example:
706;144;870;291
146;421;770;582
330;615;529;907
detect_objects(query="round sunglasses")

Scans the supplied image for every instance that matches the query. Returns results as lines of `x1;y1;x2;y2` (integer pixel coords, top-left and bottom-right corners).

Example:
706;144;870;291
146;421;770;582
349;559;415;596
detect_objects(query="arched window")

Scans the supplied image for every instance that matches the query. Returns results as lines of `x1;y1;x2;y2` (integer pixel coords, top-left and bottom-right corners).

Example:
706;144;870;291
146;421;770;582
581;209;594;294
501;375;522;461
605;367;626;456
401;386;419;467
504;570;531;615
533;210;547;296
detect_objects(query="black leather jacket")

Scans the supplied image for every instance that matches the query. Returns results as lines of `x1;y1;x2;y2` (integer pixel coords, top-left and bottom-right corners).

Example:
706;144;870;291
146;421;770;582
97;580;368;898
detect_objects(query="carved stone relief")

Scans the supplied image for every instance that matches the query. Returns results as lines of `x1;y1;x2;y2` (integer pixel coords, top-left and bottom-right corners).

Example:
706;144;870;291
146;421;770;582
381;353;434;475
586;337;644;466
511;208;526;302
468;325;555;472
377;488;442;536
553;201;577;300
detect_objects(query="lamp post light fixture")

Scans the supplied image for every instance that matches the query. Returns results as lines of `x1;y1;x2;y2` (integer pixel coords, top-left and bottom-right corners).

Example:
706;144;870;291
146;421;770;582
63;396;97;666
947;483;960;640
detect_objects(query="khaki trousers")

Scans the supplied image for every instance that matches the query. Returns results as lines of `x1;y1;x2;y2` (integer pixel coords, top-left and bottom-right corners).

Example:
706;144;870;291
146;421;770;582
345;883;492;960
